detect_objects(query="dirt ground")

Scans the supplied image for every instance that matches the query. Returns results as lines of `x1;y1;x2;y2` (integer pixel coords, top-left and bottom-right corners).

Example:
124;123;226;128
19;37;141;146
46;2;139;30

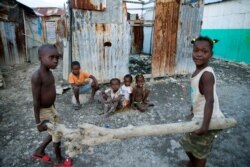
0;57;249;167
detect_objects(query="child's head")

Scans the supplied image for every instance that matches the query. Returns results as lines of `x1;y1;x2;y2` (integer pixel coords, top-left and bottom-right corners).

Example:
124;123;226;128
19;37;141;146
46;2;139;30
38;44;59;69
110;78;121;92
123;74;133;86
71;61;81;75
135;74;145;88
192;36;216;66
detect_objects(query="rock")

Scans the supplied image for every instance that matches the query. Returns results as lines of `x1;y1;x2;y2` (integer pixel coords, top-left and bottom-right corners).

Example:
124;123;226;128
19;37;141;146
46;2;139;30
170;140;180;150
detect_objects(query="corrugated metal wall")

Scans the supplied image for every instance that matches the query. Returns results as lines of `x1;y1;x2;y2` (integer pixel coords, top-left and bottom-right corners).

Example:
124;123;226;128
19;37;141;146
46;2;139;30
175;0;204;74
0;1;26;66
142;9;154;55
0;21;26;66
68;0;131;83
24;13;43;63
152;0;180;77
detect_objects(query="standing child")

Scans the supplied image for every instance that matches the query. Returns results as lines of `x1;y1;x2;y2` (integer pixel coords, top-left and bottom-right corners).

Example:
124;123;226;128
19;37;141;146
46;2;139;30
31;44;72;166
180;36;225;167
68;61;99;110
100;78;125;117
121;74;133;108
131;74;152;112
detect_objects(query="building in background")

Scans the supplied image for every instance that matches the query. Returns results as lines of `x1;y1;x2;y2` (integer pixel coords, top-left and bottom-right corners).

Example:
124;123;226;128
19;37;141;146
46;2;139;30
0;0;40;66
34;7;66;56
127;0;204;76
63;0;131;82
201;0;250;64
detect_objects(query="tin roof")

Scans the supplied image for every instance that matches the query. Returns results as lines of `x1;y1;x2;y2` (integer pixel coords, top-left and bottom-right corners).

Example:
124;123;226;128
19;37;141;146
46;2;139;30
205;0;223;4
33;7;64;16
70;0;106;11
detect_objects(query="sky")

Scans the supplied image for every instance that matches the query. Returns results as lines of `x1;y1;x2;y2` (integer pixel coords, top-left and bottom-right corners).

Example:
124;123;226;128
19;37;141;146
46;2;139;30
17;0;68;8
17;0;144;8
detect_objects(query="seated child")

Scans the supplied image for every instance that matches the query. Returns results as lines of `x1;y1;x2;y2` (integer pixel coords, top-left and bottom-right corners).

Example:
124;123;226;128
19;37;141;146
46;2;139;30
68;61;99;110
100;78;125;117
120;74;133;108
131;74;152;112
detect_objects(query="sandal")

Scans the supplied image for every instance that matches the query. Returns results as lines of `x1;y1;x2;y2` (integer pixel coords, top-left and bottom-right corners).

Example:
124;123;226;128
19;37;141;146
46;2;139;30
54;158;73;167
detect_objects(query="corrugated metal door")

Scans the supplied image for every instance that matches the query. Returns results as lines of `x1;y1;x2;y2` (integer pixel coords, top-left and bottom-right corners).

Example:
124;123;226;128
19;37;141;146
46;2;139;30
151;0;180;77
175;0;204;74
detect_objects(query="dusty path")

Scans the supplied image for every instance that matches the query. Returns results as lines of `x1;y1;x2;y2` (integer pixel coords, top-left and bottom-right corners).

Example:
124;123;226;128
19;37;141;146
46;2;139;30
0;59;249;167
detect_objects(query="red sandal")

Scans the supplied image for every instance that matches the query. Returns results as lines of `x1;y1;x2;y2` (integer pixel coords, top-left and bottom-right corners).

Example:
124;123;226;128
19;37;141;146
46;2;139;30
54;158;73;167
32;153;52;164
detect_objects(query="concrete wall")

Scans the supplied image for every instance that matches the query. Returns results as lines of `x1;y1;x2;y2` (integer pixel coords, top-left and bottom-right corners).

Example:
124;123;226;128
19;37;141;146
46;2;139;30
201;0;250;64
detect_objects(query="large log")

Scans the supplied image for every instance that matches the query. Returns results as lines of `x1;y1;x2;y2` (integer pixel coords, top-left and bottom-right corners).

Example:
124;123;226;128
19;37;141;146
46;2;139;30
47;118;237;157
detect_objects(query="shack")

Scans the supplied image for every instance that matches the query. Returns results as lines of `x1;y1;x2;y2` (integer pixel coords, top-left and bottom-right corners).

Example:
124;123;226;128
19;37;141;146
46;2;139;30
33;7;66;56
63;0;204;82
63;0;131;82
127;0;204;77
0;0;40;66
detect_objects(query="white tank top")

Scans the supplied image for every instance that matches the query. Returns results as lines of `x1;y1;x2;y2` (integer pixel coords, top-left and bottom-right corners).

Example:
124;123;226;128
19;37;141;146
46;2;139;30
191;66;225;120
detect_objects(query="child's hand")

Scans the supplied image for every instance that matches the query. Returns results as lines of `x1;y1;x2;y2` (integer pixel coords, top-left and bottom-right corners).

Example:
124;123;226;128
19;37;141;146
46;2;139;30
37;120;49;132
191;127;208;136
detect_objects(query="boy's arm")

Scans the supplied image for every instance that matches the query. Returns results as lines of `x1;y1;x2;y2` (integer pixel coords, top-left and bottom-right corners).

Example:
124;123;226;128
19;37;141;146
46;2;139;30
192;72;215;135
31;73;47;132
89;75;98;86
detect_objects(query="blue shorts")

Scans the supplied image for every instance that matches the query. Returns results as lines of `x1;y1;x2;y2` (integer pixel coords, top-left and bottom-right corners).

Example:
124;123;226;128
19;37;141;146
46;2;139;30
79;83;92;94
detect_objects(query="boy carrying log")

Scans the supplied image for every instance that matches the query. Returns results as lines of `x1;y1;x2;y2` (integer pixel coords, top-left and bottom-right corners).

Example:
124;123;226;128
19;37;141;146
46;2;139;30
180;36;225;167
31;44;72;167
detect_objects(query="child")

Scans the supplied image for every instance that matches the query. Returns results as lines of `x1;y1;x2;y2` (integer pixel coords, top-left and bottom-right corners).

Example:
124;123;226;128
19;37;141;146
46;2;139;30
121;74;133;108
131;74;152;112
68;61;99;110
31;44;72;166
180;36;225;167
100;78;125;117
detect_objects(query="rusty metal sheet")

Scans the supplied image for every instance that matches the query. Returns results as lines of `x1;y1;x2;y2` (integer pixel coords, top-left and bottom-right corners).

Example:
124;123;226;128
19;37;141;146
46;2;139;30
151;0;180;77
71;0;106;11
0;21;25;66
175;0;204;74
64;1;131;83
72;0;122;24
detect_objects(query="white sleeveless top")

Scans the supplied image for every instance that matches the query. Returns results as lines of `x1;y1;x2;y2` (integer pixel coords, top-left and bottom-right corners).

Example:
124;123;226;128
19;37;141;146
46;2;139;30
191;67;224;120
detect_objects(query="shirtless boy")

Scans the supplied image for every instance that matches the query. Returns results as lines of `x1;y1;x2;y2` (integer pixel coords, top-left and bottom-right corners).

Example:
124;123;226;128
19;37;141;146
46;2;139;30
31;44;72;166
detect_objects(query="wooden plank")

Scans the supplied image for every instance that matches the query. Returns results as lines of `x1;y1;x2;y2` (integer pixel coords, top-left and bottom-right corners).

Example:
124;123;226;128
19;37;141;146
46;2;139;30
152;0;179;77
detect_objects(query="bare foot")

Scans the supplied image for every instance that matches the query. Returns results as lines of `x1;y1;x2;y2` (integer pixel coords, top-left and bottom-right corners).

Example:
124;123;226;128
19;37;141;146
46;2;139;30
33;148;45;157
